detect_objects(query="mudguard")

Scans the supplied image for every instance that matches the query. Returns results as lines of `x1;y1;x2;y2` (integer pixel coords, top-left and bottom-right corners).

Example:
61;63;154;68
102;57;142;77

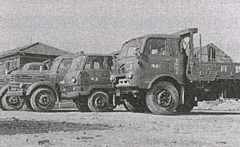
147;74;183;89
25;81;59;102
0;84;9;98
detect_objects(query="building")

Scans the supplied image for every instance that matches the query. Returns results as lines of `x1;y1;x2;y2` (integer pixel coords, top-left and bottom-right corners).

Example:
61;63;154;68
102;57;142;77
194;43;233;63
0;42;73;73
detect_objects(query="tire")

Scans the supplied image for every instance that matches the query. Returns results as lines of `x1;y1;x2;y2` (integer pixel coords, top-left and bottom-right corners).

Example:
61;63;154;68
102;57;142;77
0;93;12;110
1;94;24;110
75;98;90;112
146;81;179;115
88;91;109;112
30;88;56;112
4;96;24;110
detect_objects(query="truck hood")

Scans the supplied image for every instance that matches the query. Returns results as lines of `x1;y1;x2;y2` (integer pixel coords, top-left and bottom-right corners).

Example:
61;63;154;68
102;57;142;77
9;70;50;83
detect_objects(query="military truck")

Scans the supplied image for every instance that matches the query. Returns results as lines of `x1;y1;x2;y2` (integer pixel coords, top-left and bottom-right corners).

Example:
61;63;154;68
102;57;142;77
60;53;114;112
111;28;240;115
0;62;50;110
1;55;74;112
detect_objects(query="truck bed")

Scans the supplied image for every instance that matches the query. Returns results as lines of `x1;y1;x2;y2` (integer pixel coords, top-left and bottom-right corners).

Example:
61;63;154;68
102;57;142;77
187;62;240;81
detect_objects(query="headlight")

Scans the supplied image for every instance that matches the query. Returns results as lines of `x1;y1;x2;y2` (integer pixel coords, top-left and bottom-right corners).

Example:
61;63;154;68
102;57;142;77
71;77;76;83
127;72;134;79
110;75;116;82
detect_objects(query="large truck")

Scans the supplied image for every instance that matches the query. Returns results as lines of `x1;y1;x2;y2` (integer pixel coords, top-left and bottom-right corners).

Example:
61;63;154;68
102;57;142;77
111;28;240;114
0;55;74;112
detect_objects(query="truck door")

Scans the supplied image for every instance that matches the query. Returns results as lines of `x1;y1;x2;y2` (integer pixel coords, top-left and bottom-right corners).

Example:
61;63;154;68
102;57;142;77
141;38;175;80
56;59;72;84
81;56;112;90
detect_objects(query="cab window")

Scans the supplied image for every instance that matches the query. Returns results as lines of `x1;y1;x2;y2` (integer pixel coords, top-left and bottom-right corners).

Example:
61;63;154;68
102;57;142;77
144;38;166;56
143;38;178;56
84;56;112;70
57;59;72;73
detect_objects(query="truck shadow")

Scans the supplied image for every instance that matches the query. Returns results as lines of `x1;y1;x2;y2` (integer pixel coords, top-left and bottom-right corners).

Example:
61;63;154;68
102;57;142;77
45;109;127;113
173;111;240;116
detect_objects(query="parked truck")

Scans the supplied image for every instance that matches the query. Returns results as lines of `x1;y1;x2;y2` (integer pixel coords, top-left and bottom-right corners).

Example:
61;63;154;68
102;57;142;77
0;62;50;110
60;53;115;112
111;28;240;114
1;55;74;111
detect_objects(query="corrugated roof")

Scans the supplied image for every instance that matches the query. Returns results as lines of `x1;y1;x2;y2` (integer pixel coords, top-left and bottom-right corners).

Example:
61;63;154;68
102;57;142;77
0;42;73;58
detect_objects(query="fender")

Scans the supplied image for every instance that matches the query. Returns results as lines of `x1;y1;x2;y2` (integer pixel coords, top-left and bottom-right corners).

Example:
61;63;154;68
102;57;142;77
0;84;9;98
147;74;184;89
79;84;113;96
26;81;59;102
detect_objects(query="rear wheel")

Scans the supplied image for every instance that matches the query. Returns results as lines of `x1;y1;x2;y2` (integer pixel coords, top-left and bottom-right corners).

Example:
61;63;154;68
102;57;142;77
146;81;179;115
88;91;109;112
30;88;56;112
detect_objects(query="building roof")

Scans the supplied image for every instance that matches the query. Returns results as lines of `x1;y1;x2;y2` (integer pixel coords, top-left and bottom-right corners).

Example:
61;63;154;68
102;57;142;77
0;42;73;58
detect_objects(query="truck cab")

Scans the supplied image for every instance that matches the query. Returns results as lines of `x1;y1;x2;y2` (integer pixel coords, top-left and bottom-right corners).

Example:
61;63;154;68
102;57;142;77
61;54;113;112
112;29;198;114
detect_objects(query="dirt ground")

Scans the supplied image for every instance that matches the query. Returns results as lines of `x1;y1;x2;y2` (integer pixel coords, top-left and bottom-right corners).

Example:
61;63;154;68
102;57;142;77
0;101;240;147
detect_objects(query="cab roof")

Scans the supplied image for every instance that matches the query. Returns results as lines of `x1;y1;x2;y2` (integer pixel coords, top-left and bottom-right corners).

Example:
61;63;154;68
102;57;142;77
24;62;44;65
75;53;112;57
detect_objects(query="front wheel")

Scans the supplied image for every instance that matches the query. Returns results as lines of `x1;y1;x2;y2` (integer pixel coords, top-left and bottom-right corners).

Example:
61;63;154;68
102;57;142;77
88;91;109;112
146;81;179;115
1;95;24;110
30;88;56;112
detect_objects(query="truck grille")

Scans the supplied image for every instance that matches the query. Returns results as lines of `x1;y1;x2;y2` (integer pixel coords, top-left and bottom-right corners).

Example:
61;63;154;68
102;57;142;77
22;75;33;80
9;75;14;82
9;82;22;88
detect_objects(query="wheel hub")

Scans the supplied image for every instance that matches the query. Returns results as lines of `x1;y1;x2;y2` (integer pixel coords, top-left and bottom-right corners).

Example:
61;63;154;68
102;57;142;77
156;90;172;107
8;96;20;105
39;94;50;106
94;96;105;108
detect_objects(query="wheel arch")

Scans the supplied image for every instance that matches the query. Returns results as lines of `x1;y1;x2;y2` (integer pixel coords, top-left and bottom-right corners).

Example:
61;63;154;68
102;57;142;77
26;81;59;102
148;75;182;91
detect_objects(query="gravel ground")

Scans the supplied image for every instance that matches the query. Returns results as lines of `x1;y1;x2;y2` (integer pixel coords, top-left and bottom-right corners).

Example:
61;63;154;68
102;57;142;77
0;101;240;147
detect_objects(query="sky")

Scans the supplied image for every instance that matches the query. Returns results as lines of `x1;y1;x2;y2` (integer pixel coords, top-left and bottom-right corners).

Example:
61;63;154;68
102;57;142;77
1;0;240;61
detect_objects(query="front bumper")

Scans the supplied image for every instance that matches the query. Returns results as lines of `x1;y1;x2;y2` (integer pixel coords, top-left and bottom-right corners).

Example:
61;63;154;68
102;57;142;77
114;86;139;97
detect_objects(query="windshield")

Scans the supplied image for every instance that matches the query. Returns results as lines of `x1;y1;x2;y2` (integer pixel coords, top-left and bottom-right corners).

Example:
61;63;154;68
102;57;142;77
69;56;85;71
21;64;46;71
118;38;142;59
50;58;60;72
